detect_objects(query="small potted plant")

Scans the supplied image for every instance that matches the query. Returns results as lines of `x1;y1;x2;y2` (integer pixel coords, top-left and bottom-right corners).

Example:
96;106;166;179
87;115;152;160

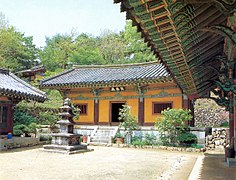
115;132;124;144
118;105;139;144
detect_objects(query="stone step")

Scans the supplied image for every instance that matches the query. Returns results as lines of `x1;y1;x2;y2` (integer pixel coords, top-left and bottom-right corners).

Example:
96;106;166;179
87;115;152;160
90;138;110;142
91;136;110;140
96;129;114;132
97;127;116;131
89;142;111;146
94;132;113;136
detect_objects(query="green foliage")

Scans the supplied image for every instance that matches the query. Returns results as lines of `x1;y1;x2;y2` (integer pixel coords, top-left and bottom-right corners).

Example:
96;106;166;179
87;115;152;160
121;20;156;63
144;133;156;145
220;121;229;127
39;20;157;73
15;89;62;128
39;134;52;141
14;109;37;126
155;108;192;145
115;132;124;138
190;144;204;149
132;139;145;147
176;132;197;146
18;89;62;110
118;105;139;133
13;124;30;136
28;123;39;135
38;111;58;126
72;105;80;121
0;15;39;72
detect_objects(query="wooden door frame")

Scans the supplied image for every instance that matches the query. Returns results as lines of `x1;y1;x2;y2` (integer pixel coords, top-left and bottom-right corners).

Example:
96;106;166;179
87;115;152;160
109;101;126;126
0;102;13;135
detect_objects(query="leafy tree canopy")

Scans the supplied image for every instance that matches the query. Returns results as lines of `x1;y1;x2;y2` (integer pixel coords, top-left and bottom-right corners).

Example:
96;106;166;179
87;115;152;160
0;13;39;72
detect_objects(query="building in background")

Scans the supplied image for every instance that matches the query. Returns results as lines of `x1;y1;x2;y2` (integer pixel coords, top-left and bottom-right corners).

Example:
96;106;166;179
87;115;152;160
40;61;192;126
0;68;46;135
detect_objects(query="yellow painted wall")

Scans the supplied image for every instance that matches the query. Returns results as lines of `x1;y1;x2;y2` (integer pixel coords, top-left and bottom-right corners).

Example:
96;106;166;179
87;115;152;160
65;82;183;125
144;96;182;123
99;100;110;122
98;90;139;123
144;83;182;123
71;99;94;123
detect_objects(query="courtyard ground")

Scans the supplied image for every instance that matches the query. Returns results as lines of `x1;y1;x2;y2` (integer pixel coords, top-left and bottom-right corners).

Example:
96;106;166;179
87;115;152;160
0;145;199;180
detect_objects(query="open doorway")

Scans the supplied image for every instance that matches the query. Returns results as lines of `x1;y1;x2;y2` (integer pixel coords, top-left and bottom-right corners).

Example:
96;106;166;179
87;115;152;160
110;102;125;123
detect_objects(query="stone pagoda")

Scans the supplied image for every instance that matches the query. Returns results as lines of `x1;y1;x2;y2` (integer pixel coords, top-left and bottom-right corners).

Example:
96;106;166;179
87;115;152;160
43;98;90;154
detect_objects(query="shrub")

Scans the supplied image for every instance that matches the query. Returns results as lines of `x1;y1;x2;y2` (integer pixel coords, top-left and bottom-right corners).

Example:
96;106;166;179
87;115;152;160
119;105;139;133
132;139;145;147
38;111;58;126
176;132;197;146
155;108;192;145
14;109;37;126
190;144;204;149
28;123;39;135
144;133;156;145
13;124;30;136
39;134;52;141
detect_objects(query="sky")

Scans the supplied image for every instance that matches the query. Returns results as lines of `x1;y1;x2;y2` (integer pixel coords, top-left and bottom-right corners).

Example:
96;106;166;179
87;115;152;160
0;0;126;47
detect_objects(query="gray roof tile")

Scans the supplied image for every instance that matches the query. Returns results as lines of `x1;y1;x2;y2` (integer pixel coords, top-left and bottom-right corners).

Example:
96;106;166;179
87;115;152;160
41;62;171;88
0;69;46;102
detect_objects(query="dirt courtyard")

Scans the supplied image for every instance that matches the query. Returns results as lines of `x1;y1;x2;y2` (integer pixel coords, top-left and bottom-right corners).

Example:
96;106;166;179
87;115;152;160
0;146;199;180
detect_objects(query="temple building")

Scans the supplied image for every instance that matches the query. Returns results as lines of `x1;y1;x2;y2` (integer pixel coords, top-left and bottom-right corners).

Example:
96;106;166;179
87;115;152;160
0;68;46;135
16;65;46;82
40;61;192;126
113;1;236;156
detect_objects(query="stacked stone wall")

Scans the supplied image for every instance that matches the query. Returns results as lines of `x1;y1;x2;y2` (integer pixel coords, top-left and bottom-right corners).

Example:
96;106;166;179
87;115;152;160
205;128;229;150
194;108;228;127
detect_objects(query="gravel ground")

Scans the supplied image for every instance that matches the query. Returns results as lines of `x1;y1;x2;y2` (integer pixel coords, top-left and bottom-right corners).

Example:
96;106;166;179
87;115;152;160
0;146;199;180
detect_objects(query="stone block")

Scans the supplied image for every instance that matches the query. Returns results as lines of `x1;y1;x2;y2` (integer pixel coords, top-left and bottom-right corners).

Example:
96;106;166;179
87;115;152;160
226;158;236;167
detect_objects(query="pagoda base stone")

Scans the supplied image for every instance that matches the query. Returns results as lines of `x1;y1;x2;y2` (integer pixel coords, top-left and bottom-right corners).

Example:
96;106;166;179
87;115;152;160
43;144;92;155
43;133;92;154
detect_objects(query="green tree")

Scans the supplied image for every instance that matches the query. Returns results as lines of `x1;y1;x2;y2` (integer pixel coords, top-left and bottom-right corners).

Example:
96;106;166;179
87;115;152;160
98;30;126;64
70;33;105;65
0;14;39;72
40;33;75;71
121;20;156;63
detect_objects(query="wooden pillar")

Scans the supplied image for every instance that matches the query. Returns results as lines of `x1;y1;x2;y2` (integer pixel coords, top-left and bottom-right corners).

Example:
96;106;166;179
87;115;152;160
182;94;189;109
229;93;234;146
182;94;194;126
138;97;144;125
234;96;236;150
94;99;99;125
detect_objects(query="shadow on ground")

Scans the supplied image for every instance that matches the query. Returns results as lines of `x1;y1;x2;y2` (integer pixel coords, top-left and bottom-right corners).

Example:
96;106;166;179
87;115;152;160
200;151;236;180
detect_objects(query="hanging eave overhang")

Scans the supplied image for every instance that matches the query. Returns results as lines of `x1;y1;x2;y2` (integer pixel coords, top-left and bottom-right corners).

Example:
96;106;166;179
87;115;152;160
0;90;46;102
114;0;233;98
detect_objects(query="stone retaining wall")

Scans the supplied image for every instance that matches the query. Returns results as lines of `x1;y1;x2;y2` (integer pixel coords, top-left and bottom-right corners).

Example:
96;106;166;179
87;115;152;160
0;137;40;150
205;128;229;150
194;108;228;127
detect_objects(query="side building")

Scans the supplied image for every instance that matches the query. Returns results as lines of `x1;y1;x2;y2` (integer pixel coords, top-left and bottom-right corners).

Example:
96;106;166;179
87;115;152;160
0;68;46;135
40;61;193;126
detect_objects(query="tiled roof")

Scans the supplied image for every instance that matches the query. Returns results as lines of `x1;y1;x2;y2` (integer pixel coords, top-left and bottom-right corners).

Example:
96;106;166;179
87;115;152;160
0;68;46;102
40;61;172;88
